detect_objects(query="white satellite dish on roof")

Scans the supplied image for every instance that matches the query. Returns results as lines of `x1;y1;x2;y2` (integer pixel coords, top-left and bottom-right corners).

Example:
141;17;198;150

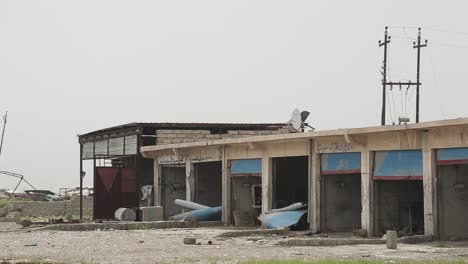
287;108;315;132
291;108;302;131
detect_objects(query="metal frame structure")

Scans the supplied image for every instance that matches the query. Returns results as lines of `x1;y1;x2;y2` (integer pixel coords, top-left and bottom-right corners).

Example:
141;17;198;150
78;122;287;220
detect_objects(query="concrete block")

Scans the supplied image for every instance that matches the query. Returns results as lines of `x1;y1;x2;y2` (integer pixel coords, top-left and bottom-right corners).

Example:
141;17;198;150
386;230;397;249
141;206;163;221
183;238;196;245
227;130;239;135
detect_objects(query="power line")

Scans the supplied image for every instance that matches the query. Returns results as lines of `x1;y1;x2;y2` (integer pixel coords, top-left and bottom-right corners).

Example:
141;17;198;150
378;27;427;125
425;27;468;37
389;26;468;37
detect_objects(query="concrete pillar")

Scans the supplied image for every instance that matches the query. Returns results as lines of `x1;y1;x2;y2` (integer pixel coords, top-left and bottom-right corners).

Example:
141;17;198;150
309;139;321;232
386;230;398;249
153;160;162;206
361;150;374;237
422;132;437;237
221;146;232;225
185;159;194;202
261;156;272;214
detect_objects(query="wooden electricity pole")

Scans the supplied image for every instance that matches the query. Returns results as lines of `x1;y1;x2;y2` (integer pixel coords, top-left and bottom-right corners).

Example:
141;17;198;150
379;27;427;125
414;28;428;123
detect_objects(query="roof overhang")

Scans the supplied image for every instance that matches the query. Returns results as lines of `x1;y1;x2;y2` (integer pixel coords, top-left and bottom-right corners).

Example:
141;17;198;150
141;117;468;158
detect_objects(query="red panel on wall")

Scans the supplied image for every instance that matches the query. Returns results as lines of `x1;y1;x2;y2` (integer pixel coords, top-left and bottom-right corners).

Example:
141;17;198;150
121;167;137;193
98;167;119;192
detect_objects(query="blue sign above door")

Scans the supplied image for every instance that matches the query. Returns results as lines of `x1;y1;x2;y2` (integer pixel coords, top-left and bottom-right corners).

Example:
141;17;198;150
321;152;361;175
437;147;468;165
374;150;422;180
231;159;262;176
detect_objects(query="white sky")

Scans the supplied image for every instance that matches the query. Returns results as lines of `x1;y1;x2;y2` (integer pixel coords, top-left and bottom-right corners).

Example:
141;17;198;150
1;0;467;192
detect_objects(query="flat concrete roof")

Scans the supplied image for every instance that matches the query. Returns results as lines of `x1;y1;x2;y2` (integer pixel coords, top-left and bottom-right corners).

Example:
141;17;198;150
141;117;468;157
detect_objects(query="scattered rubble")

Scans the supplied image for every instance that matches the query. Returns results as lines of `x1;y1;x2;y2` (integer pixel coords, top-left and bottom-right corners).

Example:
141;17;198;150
1;225;466;263
216;227;289;238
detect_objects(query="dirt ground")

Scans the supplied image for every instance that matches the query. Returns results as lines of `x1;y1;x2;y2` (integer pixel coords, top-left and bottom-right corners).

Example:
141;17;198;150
0;223;467;264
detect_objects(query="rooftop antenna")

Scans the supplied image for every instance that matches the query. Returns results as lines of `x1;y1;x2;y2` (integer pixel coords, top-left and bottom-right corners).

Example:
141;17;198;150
0;111;7;159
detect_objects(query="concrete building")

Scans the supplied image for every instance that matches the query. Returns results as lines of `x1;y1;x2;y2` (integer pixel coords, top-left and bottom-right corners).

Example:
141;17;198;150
141;118;468;240
78;122;289;220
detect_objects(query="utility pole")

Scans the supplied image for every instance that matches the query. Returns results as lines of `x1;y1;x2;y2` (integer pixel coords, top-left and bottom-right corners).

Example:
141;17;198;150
379;27;391;126
0;111;8;158
413;28;428;123
378;27;427;125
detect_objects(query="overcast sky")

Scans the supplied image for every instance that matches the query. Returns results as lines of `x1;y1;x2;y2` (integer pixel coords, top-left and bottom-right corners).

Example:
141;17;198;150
1;0;467;192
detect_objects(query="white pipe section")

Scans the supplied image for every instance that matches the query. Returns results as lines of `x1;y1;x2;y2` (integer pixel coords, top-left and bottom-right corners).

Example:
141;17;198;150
265;202;306;214
174;199;209;210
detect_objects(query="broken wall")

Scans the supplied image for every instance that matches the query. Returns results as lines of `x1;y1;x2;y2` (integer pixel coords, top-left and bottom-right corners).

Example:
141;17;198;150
7;196;93;218
155;129;289;145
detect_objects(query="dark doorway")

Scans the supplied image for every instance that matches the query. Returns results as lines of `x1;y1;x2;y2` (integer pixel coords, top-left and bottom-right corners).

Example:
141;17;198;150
437;164;468;240
272;156;308;209
322;173;361;231
161;166;186;219
375;180;424;235
194;161;222;207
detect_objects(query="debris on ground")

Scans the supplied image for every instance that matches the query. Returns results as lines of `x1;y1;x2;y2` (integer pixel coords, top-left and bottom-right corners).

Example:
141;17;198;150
216;227;290;238
258;210;307;229
170;204;222;222
1;224;467;263
19;219;31;228
183;237;197;245
24;243;37;247
257;202;308;229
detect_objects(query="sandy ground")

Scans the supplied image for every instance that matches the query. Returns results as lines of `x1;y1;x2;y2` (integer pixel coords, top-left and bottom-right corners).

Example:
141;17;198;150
0;223;468;264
